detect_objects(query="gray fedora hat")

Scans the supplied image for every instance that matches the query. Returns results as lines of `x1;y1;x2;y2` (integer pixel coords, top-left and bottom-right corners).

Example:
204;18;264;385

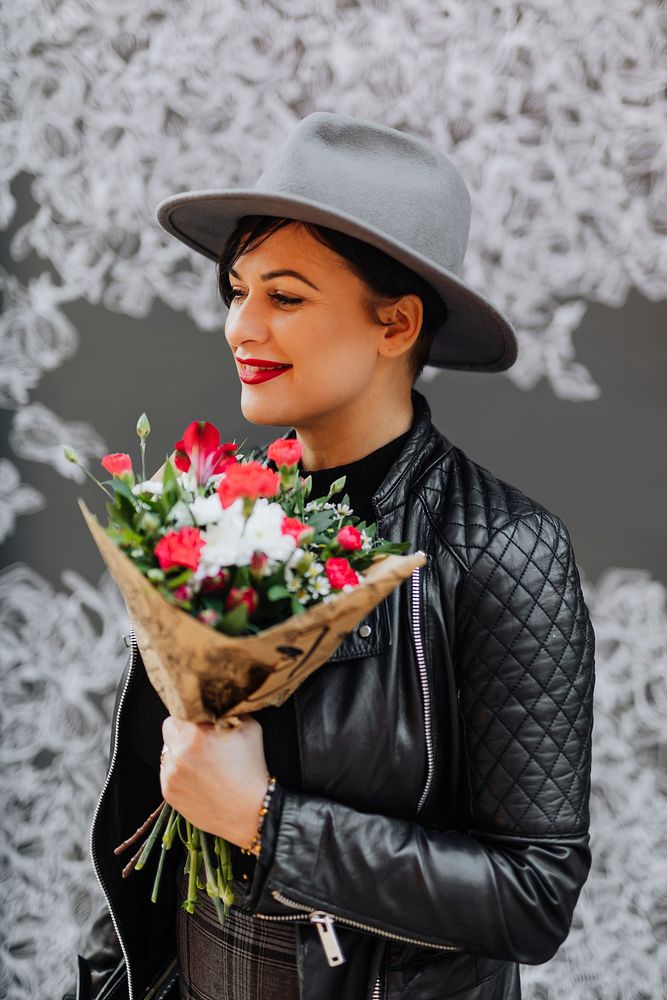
155;112;517;372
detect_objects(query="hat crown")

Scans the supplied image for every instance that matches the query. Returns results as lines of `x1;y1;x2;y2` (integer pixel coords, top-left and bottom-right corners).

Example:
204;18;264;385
252;112;471;276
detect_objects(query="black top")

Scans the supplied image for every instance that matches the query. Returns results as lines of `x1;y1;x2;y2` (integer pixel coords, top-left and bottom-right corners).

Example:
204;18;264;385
256;424;413;787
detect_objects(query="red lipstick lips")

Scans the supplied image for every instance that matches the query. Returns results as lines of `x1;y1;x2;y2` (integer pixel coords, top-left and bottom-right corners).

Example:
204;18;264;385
236;356;292;385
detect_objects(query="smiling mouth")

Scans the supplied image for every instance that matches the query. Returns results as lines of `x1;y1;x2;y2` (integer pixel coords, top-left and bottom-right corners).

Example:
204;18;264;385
237;362;292;384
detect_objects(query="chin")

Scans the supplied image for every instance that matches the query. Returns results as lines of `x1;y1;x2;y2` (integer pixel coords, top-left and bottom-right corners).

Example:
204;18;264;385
239;390;294;427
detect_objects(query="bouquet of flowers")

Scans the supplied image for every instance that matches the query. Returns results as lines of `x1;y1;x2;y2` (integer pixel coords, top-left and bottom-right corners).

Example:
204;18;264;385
65;413;426;925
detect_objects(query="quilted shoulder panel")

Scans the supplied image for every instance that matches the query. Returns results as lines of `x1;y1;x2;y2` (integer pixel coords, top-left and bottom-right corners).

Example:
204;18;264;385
454;508;595;836
420;444;544;570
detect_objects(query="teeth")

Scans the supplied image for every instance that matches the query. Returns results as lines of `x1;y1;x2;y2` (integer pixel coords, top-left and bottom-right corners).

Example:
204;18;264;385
243;364;287;371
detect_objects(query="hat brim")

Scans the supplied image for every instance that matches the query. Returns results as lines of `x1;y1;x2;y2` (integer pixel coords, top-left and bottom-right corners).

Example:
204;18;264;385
155;190;518;373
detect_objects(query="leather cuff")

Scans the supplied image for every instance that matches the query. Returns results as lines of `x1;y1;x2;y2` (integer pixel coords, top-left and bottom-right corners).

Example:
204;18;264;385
244;779;286;909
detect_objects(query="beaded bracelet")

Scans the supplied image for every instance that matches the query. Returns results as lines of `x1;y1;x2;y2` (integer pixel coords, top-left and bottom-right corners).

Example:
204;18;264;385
241;775;277;857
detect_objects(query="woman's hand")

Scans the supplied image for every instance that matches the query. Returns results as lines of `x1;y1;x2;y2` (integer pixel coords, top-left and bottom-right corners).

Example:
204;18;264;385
160;713;269;847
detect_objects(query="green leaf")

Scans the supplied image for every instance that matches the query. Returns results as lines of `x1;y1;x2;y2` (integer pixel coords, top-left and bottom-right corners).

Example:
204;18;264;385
267;584;291;601
158;456;183;517
304;510;338;533
165;568;193;589
220;603;248;636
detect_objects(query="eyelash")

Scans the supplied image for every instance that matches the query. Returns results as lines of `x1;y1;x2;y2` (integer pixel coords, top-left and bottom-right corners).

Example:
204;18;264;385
228;289;303;307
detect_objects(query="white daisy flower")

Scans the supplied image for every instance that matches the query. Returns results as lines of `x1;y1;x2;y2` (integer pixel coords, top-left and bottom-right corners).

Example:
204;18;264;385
309;576;331;597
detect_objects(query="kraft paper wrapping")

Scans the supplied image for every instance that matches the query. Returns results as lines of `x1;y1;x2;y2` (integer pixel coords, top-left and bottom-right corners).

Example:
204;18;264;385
79;451;426;726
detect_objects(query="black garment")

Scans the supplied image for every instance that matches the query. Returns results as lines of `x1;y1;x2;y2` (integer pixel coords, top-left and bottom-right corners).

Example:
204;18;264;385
256;426;413;791
69;388;595;1000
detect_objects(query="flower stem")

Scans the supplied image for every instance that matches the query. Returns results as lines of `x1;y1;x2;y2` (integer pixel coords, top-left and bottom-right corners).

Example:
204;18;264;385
134;799;171;870
200;831;227;926
183;822;200;914
150;805;177;903
114;800;166;855
82;465;114;499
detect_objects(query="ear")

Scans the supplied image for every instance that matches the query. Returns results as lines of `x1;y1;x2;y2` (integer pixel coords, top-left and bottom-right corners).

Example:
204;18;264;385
376;294;423;361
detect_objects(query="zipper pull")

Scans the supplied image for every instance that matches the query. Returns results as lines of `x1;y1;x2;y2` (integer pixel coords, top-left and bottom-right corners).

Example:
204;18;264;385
309;911;346;966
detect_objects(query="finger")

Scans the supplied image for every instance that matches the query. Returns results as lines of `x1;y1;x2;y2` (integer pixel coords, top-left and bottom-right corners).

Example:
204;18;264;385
162;715;194;748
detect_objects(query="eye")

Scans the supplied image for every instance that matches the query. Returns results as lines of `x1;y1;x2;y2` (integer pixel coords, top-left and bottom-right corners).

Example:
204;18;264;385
271;293;303;307
227;289;303;307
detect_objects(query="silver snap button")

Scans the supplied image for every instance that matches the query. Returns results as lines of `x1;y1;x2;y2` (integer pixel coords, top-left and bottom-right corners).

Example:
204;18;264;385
358;624;372;638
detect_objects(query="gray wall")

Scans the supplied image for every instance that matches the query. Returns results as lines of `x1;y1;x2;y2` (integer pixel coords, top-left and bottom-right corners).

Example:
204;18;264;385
1;3;666;997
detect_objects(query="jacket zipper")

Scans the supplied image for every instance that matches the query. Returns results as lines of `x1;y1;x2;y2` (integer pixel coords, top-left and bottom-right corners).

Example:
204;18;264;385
411;565;434;813
89;626;138;1000
257;889;460;965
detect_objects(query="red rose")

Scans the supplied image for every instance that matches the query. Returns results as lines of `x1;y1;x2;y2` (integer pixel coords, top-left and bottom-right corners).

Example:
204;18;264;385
336;525;363;551
281;515;314;544
174;420;237;484
216;461;279;509
172;584;190;601
101;453;133;476
325;557;360;590
225;586;258;615
154;526;204;572
267;437;302;467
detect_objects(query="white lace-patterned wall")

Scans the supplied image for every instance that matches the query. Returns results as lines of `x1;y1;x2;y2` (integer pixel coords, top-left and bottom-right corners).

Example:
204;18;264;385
1;2;665;998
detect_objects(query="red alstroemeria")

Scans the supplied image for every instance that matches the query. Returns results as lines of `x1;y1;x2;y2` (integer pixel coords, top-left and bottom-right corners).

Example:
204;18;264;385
325;557;360;590
101;452;133;476
336;525;363;551
281;515;314;544
267;437;302;467
154;526;205;572
174;420;238;485
216;461;279;509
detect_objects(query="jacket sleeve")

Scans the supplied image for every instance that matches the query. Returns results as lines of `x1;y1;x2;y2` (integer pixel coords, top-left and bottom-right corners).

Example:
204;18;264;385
245;509;595;965
61;653;131;998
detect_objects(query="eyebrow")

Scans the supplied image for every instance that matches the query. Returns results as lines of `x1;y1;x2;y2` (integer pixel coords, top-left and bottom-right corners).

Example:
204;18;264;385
228;266;320;291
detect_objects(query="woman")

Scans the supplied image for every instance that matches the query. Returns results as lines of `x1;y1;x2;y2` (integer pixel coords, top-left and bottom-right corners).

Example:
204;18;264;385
66;113;595;1000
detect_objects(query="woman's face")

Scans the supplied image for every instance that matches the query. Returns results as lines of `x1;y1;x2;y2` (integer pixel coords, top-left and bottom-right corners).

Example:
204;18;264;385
223;222;416;432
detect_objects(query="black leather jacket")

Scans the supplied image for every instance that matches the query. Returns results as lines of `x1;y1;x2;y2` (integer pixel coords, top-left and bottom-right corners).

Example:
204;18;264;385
67;388;595;1000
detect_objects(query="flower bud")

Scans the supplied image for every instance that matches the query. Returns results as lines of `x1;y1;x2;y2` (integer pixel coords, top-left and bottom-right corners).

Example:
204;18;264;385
136;412;151;440
138;511;161;535
327;476;346;497
63;445;79;464
225;586;258;615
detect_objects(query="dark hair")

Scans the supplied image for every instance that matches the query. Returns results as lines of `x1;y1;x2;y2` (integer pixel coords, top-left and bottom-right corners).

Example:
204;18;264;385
215;215;447;383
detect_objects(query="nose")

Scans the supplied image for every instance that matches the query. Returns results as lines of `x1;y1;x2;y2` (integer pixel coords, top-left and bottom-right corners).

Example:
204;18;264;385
224;294;272;354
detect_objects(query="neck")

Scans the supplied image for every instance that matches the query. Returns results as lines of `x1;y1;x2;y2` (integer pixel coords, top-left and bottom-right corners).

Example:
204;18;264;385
296;386;414;471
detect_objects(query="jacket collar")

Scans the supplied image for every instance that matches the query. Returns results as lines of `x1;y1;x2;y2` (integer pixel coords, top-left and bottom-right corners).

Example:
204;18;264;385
371;388;447;516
